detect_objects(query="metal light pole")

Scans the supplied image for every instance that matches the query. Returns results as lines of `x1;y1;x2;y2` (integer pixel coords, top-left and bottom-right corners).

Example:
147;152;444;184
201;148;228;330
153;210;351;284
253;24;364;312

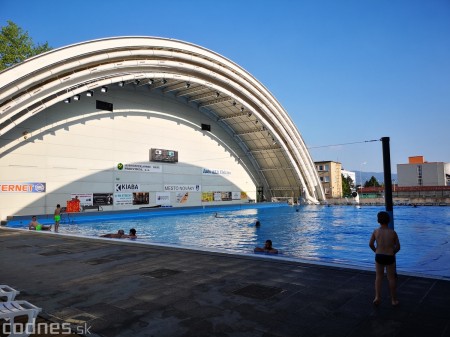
381;137;394;229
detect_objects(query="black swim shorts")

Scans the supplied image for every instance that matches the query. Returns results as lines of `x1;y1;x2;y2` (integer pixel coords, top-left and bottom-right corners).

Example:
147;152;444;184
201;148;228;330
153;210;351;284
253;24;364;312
375;254;395;265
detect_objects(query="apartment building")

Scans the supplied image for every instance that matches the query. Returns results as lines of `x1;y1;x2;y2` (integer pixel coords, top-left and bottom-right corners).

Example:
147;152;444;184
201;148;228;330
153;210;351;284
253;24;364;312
315;161;343;198
397;156;450;187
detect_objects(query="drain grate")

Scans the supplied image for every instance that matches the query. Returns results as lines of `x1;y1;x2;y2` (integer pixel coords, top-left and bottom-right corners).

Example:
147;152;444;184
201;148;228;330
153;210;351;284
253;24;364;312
233;284;284;300
141;268;181;278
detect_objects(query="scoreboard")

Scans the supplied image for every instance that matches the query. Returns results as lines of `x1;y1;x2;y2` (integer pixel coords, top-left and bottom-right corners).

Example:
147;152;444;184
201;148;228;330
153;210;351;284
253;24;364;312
150;148;178;163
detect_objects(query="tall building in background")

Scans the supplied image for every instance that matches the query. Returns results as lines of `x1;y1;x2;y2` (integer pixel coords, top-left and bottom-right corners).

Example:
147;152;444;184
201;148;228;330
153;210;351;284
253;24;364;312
397;156;450;187
315;161;343;198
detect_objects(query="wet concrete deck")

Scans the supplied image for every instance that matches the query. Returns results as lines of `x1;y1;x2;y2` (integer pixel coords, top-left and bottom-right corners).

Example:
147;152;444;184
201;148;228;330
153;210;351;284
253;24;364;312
1;228;449;337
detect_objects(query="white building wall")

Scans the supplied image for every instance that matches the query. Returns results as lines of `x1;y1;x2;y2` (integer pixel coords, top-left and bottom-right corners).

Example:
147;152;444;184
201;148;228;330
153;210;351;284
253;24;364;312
397;162;448;187
446;163;450;186
0;88;258;220
341;169;356;185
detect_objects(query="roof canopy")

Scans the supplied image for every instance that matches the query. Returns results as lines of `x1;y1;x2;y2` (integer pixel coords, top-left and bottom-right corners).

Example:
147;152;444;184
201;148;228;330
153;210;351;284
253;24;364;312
0;36;324;203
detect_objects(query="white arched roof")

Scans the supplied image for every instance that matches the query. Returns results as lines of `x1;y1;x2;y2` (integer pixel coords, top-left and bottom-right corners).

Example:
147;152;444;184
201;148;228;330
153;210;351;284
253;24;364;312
0;36;325;203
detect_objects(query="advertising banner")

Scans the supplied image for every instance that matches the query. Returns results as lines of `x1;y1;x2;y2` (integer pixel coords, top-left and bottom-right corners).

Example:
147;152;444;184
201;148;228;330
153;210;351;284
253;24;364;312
201;192;214;202
114;193;133;206
202;168;231;176
156;192;171;206
221;192;232;201
232;191;241;200
210;191;233;201
164;184;201;192
116;163;162;172
0;182;46;193
133;192;149;205
176;192;189;203
115;183;140;192
70;193;93;206
93;193;114;206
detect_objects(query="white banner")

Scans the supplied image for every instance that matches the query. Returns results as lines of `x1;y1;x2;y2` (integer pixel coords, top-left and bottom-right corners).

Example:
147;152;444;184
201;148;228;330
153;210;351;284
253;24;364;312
0;182;46;193
202;168;231;175
176;192;189;204
232;191;241;200
117;163;162;172
156;192;171;206
70;193;93;206
114;192;133;205
164;184;201;192
115;183;140;192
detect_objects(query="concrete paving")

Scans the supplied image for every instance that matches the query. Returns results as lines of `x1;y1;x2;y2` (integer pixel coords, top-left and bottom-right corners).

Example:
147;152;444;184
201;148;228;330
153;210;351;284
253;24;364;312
1;228;449;337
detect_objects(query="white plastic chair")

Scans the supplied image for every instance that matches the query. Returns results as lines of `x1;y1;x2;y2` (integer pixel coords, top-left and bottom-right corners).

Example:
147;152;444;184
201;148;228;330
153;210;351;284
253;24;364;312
0;301;41;337
0;285;20;302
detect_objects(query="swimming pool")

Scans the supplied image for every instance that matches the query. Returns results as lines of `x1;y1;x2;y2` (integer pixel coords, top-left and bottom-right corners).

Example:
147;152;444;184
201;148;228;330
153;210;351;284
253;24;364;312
10;203;450;279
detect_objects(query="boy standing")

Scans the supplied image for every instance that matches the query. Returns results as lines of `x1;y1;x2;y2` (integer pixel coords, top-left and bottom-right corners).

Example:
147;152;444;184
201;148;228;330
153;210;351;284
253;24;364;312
54;204;61;233
369;211;401;306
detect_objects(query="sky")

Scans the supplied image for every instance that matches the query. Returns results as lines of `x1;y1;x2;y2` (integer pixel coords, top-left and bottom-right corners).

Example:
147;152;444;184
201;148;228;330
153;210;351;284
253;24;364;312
1;0;449;173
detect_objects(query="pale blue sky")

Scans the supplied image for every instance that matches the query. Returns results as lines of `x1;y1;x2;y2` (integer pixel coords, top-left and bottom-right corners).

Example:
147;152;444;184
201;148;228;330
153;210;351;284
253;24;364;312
1;0;449;173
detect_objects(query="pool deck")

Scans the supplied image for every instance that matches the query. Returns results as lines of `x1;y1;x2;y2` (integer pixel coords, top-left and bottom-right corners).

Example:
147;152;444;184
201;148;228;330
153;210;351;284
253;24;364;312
1;228;449;337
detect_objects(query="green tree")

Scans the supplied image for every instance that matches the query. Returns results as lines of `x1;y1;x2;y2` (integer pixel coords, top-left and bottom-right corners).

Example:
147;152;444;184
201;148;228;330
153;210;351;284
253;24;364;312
364;176;381;187
0;20;51;71
342;174;354;196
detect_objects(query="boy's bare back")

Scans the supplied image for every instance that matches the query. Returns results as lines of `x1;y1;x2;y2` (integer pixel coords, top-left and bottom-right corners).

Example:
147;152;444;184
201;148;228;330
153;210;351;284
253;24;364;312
371;227;399;255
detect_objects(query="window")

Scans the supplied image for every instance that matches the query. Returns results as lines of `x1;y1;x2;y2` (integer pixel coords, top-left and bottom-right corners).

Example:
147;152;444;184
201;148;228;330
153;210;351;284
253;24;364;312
317;164;329;172
323;176;330;183
417;165;423;186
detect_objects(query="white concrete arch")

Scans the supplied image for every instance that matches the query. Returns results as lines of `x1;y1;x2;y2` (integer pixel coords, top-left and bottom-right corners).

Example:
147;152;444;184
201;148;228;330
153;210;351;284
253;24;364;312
0;36;325;213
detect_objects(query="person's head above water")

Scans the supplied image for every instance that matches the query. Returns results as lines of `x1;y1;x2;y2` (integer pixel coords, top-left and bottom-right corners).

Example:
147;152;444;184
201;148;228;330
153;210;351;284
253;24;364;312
255;220;261;227
129;228;136;235
264;240;273;249
118;229;125;235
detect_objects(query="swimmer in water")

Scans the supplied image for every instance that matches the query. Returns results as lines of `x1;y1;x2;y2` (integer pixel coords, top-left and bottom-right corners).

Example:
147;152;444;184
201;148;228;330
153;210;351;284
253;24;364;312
254;239;278;254
101;229;126;238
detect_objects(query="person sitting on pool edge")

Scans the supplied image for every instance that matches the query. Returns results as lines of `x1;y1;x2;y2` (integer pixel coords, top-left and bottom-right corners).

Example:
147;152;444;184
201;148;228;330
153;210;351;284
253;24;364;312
28;216;52;231
254;239;278;254
101;229;125;238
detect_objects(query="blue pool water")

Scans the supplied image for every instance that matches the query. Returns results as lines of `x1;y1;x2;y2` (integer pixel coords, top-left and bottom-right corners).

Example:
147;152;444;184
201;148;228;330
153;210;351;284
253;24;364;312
11;204;450;278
